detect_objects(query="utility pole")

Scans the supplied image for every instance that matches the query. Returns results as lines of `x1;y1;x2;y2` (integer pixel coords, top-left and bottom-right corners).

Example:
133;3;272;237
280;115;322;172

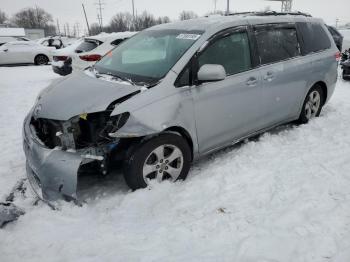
336;18;339;29
82;3;91;36
226;0;230;15
66;23;70;37
214;0;217;13
56;19;61;36
131;0;135;31
75;22;80;37
95;0;105;30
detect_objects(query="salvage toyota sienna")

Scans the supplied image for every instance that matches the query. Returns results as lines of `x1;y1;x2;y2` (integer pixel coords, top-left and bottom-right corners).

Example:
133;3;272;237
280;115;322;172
23;12;338;201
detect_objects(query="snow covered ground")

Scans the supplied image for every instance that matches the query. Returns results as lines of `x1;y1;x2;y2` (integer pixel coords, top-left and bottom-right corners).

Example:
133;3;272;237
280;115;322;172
1;65;350;262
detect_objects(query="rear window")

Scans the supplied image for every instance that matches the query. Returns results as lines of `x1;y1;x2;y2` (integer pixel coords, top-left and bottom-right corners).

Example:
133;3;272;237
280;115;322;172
255;26;300;65
296;22;331;55
75;39;102;53
327;26;341;37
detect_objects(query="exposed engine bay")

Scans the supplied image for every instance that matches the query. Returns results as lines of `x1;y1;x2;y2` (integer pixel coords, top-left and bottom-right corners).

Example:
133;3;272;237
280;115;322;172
30;109;130;173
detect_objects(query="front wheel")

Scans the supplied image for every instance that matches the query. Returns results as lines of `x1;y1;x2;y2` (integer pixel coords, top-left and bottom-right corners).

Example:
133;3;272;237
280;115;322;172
123;133;191;190
297;85;324;124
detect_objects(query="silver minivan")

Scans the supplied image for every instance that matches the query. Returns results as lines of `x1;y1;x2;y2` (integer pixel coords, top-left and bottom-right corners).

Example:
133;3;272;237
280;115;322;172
23;13;338;201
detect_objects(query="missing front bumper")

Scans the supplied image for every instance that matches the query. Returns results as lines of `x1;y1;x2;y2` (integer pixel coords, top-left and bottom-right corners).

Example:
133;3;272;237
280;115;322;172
23;115;84;201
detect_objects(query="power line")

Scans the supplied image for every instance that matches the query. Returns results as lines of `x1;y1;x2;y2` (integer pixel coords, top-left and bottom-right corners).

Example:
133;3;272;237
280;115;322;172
95;0;105;29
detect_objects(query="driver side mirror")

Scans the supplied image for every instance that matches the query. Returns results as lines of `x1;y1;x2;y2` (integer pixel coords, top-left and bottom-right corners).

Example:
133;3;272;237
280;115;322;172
197;64;226;83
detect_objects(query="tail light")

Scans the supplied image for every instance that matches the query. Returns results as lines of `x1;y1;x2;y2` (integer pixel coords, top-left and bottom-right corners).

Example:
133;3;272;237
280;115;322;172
79;54;102;62
53;56;68;62
335;51;341;62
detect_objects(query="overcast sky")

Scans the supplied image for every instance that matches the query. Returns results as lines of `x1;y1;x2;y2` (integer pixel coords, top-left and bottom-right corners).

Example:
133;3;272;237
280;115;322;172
1;0;349;35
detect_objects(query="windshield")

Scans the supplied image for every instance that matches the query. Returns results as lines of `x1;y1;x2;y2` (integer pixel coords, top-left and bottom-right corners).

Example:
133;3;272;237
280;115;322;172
94;29;203;85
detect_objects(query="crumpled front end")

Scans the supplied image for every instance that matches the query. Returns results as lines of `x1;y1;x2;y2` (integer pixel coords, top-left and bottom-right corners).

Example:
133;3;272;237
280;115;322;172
22;109;126;202
23;113;83;201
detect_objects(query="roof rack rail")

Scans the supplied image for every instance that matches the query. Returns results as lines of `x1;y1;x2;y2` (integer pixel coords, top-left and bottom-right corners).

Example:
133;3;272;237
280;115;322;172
228;11;312;17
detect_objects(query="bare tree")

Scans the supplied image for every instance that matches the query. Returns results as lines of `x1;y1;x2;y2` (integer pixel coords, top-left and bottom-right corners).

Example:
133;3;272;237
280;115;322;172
134;11;156;31
89;23;102;35
156;16;171;24
179;11;198;21
110;12;133;32
103;11;171;34
0;9;7;24
12;7;53;29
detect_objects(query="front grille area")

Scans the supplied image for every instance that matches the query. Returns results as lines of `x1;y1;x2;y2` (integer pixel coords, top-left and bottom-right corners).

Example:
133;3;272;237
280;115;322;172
30;112;129;150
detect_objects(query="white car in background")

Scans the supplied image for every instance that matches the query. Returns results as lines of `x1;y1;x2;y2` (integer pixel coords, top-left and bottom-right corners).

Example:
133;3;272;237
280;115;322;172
51;38;83;75
0;41;54;66
71;31;137;71
0;36;30;46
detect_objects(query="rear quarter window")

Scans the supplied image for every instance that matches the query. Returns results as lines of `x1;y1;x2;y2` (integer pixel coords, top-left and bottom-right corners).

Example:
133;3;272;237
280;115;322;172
296;22;331;55
255;26;300;65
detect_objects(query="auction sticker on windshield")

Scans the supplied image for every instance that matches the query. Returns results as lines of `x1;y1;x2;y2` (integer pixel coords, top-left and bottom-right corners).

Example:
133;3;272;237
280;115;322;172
176;34;201;40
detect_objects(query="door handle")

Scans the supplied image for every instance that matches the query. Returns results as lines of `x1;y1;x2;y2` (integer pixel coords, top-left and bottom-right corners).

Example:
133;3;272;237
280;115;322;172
264;71;275;81
246;77;258;86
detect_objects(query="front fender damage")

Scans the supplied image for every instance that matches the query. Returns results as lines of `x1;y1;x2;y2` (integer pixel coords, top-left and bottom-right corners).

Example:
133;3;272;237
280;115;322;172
109;114;160;138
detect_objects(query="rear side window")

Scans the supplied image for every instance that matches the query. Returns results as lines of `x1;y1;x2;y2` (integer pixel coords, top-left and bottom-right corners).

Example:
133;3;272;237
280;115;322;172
296;22;331;55
111;38;126;46
75;39;102;53
198;31;252;76
255;26;300;65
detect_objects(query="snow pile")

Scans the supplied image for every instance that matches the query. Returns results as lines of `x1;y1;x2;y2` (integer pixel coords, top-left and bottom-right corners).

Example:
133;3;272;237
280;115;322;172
0;66;350;261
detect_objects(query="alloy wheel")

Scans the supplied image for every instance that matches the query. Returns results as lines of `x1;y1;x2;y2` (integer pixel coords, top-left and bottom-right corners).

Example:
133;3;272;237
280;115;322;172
305;90;321;120
142;144;184;183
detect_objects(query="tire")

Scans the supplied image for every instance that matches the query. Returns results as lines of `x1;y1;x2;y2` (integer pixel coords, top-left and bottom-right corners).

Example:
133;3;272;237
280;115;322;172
297;85;325;124
34;55;49;65
123;133;191;190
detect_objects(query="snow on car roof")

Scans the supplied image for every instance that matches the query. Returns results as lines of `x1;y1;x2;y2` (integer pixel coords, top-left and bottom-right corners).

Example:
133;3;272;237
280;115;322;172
86;31;137;42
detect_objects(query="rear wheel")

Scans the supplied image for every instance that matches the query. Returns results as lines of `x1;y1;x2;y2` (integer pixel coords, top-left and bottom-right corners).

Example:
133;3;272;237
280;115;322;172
34;55;49;65
123;133;191;190
297;85;324;124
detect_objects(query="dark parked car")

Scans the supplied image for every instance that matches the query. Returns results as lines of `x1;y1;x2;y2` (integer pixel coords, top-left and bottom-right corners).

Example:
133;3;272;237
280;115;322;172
327;25;344;51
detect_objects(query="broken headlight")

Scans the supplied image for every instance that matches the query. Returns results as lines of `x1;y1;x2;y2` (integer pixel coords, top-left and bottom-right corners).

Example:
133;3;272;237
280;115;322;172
104;112;130;135
75;112;130;148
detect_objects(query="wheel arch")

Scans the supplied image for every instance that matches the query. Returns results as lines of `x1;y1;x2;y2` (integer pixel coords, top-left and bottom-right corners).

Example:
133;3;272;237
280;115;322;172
164;126;194;161
312;81;328;105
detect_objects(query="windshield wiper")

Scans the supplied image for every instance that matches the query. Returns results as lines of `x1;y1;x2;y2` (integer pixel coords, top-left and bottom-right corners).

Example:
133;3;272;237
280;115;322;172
95;71;136;86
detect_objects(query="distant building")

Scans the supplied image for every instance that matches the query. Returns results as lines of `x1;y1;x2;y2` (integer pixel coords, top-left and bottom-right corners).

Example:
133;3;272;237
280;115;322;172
24;29;45;40
0;27;45;40
0;27;25;37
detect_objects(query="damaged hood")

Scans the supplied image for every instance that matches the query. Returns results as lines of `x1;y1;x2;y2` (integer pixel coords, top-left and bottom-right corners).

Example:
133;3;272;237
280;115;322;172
34;71;141;120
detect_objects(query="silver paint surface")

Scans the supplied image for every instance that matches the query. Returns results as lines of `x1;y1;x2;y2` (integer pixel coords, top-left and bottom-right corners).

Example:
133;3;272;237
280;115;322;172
23;15;338;201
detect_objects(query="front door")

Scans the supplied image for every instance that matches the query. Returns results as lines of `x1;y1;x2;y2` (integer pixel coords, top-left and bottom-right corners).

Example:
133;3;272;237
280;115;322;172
191;27;265;154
